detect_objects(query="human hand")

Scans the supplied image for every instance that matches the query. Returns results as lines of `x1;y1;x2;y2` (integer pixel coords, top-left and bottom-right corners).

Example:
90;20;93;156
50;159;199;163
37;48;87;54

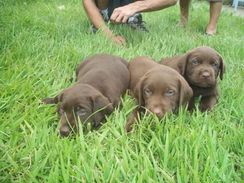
102;27;126;46
110;5;136;24
111;35;126;46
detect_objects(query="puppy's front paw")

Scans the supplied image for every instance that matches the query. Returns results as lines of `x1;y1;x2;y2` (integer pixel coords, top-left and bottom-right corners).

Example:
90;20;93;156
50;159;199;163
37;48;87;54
199;95;217;112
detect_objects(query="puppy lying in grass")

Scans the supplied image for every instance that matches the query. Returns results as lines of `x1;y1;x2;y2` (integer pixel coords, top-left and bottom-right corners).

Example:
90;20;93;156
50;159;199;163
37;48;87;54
43;54;130;137
160;46;225;112
125;56;193;132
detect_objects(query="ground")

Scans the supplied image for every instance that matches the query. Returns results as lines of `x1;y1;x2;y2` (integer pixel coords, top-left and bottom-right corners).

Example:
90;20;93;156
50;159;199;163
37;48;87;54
0;0;243;182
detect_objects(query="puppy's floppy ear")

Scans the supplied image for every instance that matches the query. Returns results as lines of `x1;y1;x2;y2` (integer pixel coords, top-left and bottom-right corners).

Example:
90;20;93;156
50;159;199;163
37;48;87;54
42;93;63;104
92;95;113;127
177;53;191;76
134;76;146;107
93;95;113;113
218;54;225;80
178;76;193;106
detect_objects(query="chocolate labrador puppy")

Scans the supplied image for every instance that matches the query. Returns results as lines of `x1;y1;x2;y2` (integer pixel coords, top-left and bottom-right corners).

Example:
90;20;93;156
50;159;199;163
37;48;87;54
43;54;130;137
160;46;225;112
125;56;193;132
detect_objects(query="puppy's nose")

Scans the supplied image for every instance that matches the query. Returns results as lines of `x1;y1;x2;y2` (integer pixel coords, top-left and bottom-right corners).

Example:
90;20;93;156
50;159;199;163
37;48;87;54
201;71;210;79
60;126;70;137
151;107;164;117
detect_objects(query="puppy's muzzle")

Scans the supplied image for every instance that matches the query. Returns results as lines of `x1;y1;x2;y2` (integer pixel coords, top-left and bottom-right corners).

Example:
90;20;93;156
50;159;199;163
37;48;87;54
60;125;70;137
201;71;211;79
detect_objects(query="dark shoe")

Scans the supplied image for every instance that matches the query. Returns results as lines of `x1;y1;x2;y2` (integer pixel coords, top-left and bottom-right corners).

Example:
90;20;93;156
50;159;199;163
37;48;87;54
90;25;98;34
127;13;148;32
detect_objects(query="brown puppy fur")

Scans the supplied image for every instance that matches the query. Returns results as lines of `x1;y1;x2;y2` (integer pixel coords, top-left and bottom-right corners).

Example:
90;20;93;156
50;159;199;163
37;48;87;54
160;46;225;112
125;56;193;132
43;54;130;137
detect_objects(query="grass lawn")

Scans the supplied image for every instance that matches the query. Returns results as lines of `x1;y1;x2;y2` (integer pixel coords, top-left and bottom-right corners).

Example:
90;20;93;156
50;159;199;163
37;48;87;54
0;0;244;182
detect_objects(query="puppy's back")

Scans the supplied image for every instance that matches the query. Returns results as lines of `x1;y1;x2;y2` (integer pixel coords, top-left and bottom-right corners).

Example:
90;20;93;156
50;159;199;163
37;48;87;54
76;54;130;104
76;54;128;77
129;56;158;91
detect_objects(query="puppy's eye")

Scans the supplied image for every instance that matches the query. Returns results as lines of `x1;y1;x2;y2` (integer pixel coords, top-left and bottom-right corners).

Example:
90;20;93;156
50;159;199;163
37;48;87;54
191;59;198;65
144;88;152;97
76;107;87;116
212;62;218;67
165;89;175;96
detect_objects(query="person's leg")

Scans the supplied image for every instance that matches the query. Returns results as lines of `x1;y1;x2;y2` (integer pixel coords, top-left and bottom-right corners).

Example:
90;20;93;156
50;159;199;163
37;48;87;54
206;1;222;35
97;0;110;22
179;0;191;26
108;0;132;18
96;0;109;9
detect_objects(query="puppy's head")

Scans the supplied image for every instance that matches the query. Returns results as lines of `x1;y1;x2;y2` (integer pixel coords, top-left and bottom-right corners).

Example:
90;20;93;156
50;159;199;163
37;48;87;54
174;46;225;88
42;84;113;137
134;67;192;118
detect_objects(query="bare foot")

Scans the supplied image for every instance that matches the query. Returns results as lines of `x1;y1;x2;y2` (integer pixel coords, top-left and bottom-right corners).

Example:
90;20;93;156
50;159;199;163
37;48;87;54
177;20;187;27
205;24;217;35
178;15;188;27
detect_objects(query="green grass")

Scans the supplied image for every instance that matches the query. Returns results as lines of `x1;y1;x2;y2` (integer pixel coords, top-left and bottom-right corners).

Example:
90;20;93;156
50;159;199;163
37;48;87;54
0;0;244;182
